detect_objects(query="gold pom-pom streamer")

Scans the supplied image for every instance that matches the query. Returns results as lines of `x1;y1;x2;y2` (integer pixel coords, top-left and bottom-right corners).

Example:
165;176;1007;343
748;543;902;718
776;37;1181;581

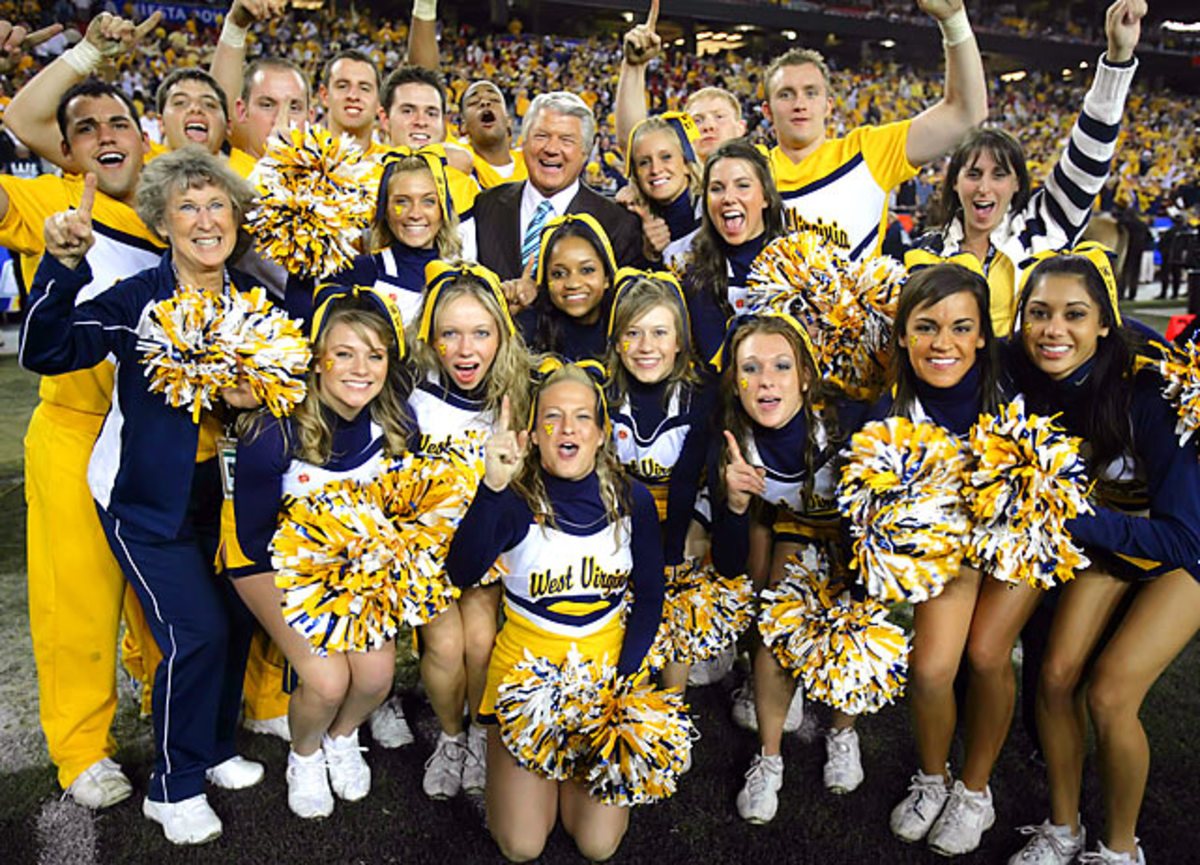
758;548;908;715
494;646;610;780
245;125;375;278
577;670;695;806
746;233;906;401
838;418;971;603
1154;340;1200;449
646;560;754;666
270;478;404;655
963;396;1093;589
139;284;310;422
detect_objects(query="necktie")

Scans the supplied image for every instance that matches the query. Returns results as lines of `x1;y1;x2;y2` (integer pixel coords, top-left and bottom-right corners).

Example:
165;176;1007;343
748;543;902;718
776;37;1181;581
521;199;554;270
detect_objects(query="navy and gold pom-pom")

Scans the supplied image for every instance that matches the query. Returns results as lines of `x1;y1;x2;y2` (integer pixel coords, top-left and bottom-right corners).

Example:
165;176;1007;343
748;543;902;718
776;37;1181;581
140;284;309;422
838;418;970;603
758;548;907;715
747;233;905;401
647;560;754;667
246;126;374;278
495;647;610;781
577;671;695;806
1154;340;1200;449
964;397;1093;589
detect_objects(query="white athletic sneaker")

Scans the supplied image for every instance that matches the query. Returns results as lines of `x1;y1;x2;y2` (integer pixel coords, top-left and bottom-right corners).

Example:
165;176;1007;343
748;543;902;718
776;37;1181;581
1009;820;1086;864
324;730;370;802
731;679;758;730
736;751;784;824
205;755;265;790
142;794;223;845
461;725;487;794
243;715;291;742
1079;840;1146;865
66;757;133;809
368;695;414;748
783;687;805;733
890;769;951;842
927;781;996;856
423;731;467;799
823;727;864;794
286;749;333;819
688;646;735;686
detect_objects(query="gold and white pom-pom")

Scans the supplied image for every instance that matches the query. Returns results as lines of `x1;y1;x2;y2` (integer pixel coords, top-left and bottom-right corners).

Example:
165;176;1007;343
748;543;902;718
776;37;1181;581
838;417;971;603
245;125;375;278
1154;340;1200;448
747;232;906;401
652;560;754;665
758;550;907;715
139;284;310;422
495;646;610;781
577;670;695;806
964;396;1093;590
270;478;403;655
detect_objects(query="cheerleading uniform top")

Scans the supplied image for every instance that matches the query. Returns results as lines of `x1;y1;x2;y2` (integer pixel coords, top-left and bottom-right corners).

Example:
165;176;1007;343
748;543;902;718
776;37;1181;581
408;372;496;457
517;293;613;362
869;364;985;437
222;406;389;578
907;54;1137;337
610;375;716;565
446;472;665;676
340;244;439;328
20;251;260;539
685;232;769;368
655;191;703;272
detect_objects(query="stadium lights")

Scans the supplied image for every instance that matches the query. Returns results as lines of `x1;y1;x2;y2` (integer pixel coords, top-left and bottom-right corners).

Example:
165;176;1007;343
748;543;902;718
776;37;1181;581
674;38;685;46
1000;70;1027;82
1061;68;1073;78
1079;60;1089;68
782;30;797;40
880;39;896;48
623;11;634;22
1162;20;1200;32
697;31;712;38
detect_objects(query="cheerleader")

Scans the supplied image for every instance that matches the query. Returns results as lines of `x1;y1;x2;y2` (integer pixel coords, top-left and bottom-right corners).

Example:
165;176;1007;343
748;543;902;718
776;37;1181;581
445;362;665;862
604;267;717;693
712;313;859;823
406;260;533;799
1003;250;1200;865
224;287;413;819
522;213;617;362
681;138;785;367
623;113;703;265
867;264;1006;848
906;0;1143;337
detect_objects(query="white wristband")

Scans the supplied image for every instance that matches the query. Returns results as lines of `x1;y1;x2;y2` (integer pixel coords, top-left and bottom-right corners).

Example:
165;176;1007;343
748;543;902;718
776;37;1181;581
413;0;437;22
220;17;249;49
938;8;973;48
62;39;103;76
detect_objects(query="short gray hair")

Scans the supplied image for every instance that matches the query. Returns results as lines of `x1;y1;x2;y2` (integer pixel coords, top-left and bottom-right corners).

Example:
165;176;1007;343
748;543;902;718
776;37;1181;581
136;146;256;242
521;91;596;150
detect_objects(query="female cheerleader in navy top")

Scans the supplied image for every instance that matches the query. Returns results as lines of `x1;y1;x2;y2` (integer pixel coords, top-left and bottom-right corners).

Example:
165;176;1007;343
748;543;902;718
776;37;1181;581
605;268;715;691
623;113;702;264
522;213;618;362
223;287;413;820
872;264;1008;849
445;363;664;863
1004;251;1200;865
680;139;786;367
405;260;533;800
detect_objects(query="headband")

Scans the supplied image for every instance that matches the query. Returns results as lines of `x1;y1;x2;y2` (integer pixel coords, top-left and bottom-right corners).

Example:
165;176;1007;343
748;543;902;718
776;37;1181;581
715;311;819;376
311;284;407;360
606;266;692;354
379;146;454;223
533;212;617;288
1015;241;1122;328
527;356;611;434
903;248;987;279
624;111;700;177
418;259;516;343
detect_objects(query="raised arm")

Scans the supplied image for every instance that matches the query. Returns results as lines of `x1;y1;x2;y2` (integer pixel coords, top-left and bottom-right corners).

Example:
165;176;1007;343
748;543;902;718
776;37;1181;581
903;0;988;167
4;12;160;170
614;0;660;157
210;0;286;116
406;0;439;70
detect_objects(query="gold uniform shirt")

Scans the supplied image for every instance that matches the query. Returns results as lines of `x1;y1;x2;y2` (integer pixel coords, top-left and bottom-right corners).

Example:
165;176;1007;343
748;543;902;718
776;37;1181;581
466;145;527;190
769;120;916;261
1;174;165;414
367;144;480;218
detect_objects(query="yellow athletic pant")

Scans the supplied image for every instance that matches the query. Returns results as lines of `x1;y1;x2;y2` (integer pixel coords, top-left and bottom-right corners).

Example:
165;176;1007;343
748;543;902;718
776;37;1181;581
26;402;153;788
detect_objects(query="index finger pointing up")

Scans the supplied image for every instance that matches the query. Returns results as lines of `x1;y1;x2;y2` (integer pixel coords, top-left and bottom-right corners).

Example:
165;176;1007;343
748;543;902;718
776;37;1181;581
723;429;746;465
647;0;659;30
499;393;512;431
132;10;163;42
76;172;97;222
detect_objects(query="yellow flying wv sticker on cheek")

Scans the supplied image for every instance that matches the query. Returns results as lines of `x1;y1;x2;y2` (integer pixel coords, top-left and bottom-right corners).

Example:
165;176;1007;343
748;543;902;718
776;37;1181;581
739;377;749;390
544;424;555;436
324;359;334;371
622;341;630;353
438;343;447;355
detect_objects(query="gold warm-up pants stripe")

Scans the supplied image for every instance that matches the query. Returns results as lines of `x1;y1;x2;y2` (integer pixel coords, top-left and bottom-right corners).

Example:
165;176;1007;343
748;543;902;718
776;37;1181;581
25;401;156;787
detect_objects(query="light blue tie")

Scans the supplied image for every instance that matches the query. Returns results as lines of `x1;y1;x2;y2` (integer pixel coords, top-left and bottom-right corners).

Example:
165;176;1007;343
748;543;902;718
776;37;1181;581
521;200;554;270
